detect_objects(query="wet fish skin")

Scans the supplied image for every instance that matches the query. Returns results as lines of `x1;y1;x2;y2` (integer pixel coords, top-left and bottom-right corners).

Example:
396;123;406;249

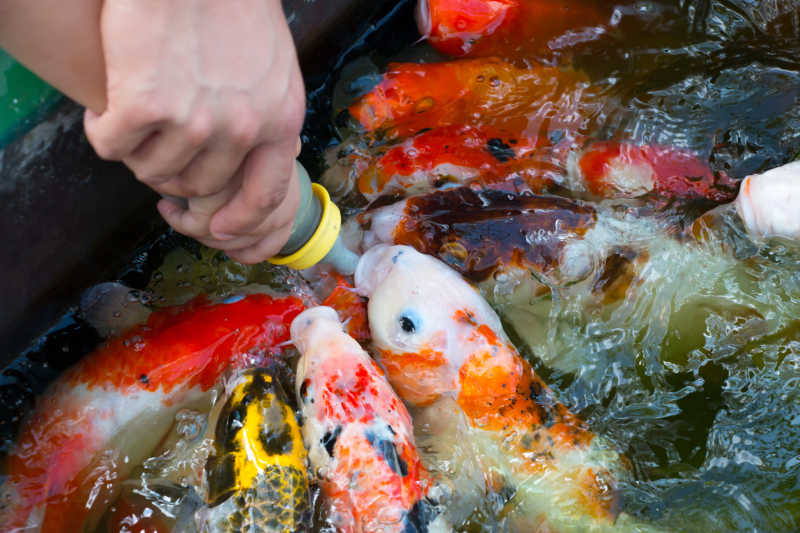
354;245;628;531
735;160;800;240
202;368;310;533
567;141;739;206
346;58;591;141
416;0;610;58
0;294;305;533
322;125;557;203
291;306;447;533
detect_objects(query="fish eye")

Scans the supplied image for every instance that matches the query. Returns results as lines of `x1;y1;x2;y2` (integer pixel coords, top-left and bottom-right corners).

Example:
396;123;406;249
398;310;421;334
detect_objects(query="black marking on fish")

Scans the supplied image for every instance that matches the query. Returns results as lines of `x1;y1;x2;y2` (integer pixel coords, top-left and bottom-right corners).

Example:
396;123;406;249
322;426;342;457
365;427;408;477
392;249;405;264
487;138;515;162
403;498;438;533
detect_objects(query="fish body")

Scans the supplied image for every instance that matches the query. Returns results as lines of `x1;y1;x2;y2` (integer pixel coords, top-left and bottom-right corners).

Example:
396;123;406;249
416;0;610;58
568;141;739;206
1;294;305;533
324;125;561;203
291;306;446;532
347;58;591;140
202;368;310;533
735;160;800;240
354;245;628;530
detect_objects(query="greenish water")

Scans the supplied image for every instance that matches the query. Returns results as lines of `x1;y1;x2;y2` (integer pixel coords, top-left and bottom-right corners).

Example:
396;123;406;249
0;49;62;149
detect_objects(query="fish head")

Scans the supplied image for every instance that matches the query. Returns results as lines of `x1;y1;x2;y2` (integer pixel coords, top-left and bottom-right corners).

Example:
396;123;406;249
355;245;507;406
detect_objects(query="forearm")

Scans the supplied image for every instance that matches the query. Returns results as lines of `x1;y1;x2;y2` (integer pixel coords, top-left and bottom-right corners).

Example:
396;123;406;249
0;0;107;112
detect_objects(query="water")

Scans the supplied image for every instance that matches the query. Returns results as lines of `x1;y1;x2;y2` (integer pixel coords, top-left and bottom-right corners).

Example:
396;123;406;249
3;0;800;531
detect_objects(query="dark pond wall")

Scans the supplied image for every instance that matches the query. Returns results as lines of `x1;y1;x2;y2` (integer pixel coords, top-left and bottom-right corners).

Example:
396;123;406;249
0;0;399;363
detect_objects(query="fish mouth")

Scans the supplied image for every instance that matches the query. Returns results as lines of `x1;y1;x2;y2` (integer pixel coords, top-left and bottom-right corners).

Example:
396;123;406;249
354;244;408;297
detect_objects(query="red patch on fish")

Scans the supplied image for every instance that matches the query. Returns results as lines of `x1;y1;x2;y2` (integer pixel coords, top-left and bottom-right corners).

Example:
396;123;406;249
67;293;305;393
577;142;739;205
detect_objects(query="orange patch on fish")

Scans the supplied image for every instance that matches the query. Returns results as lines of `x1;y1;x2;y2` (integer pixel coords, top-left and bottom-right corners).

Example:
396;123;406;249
377;345;451;407
322;276;371;343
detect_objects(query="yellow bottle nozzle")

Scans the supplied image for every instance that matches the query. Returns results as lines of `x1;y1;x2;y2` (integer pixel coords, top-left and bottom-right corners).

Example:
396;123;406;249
268;162;359;274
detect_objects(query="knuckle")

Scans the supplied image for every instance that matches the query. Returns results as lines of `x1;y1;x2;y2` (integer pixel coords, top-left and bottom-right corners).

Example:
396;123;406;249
185;114;214;146
252;178;290;212
228;113;260;149
177;177;215;198
124;99;169;126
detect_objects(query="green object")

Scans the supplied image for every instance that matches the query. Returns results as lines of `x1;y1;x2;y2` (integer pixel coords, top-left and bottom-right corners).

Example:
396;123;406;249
0;49;62;149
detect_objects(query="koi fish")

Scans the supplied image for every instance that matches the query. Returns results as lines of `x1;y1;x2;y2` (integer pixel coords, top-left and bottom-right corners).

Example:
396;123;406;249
202;368;310;533
567;141;739;206
346;58;592;140
349;186;602;286
416;0;611;58
291;306;447;532
320;274;371;343
323;125;561;203
0;293;305;533
734;160;800;240
354;245;639;531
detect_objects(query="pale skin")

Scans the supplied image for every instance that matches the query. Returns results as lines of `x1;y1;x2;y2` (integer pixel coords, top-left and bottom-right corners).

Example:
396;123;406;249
0;0;305;264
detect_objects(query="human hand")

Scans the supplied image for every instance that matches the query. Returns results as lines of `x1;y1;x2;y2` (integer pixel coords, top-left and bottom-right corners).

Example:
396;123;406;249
84;0;305;263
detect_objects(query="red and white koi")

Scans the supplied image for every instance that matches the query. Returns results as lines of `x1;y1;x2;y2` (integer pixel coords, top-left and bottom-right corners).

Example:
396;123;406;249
291;306;447;533
0;293;305;533
354;245;642;531
567;141;739;205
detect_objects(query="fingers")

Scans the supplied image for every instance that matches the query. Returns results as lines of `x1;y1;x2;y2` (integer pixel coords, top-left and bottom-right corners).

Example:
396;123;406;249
157;149;301;262
225;172;301;263
84;107;160;161
209;138;299;240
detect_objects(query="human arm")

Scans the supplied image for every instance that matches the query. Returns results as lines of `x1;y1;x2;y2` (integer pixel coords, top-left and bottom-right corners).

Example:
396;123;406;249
0;0;305;264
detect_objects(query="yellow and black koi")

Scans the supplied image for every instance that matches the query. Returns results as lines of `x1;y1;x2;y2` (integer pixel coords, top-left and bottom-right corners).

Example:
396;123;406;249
204;368;310;533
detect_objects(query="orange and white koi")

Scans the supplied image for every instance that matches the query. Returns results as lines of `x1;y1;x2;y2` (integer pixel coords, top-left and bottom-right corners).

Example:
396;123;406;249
354;245;651;531
416;0;612;59
346;58;592;141
0;293;305;533
291;306;447;533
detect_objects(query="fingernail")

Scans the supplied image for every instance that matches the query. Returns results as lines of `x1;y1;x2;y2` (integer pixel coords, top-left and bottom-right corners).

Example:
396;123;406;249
213;231;236;240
